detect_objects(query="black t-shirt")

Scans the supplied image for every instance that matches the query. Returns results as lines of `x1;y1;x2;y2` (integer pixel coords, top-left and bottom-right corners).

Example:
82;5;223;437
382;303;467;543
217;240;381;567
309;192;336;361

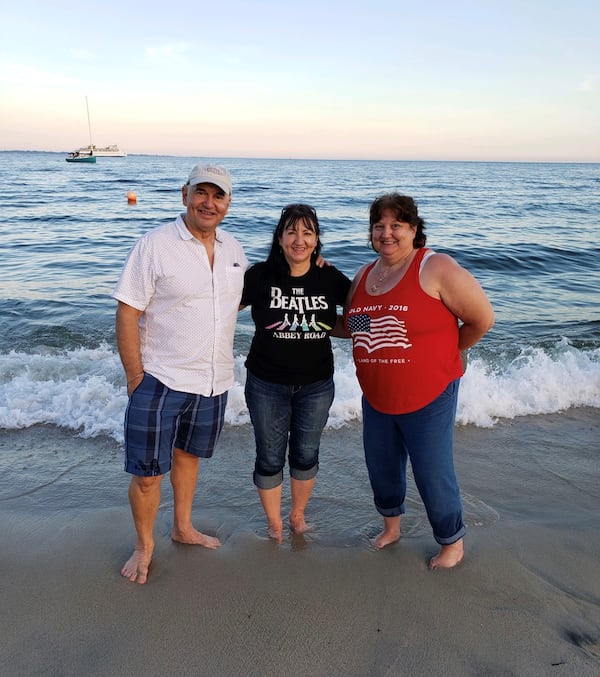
241;262;351;384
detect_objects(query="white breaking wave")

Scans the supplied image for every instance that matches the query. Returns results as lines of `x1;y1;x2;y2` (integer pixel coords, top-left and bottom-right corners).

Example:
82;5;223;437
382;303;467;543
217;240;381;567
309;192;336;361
0;340;599;443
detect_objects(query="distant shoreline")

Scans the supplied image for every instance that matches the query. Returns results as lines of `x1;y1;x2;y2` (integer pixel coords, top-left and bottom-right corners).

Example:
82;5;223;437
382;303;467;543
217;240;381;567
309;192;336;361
2;149;599;164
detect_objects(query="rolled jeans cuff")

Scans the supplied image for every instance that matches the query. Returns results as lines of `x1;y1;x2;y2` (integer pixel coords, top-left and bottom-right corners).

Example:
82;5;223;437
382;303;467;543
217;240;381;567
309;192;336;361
253;470;284;490
290;463;319;482
434;525;466;546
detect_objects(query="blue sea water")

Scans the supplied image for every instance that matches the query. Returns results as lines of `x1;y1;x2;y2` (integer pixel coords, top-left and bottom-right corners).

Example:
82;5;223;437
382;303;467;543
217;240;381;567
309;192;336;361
0;151;599;442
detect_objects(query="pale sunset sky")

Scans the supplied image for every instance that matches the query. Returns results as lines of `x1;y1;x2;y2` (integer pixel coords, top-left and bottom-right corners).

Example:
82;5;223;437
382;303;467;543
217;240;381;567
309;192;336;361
1;0;598;161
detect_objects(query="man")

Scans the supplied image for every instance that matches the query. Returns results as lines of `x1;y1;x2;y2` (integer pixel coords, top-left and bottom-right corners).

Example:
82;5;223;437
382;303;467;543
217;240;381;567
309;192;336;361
113;163;248;584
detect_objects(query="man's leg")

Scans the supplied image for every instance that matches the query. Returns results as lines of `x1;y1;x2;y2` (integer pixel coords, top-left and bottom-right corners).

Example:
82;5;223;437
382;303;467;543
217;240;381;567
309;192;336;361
121;474;162;584
170;447;220;548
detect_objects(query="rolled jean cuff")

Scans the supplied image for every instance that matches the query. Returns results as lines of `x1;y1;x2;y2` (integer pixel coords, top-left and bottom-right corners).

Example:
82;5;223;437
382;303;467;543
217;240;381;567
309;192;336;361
290;463;318;482
434;525;466;546
375;502;406;518
253;469;284;490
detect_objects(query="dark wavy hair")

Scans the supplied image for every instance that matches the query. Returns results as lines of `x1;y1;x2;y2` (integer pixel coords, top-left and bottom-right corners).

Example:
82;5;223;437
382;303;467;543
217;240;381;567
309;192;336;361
368;193;427;248
266;203;323;277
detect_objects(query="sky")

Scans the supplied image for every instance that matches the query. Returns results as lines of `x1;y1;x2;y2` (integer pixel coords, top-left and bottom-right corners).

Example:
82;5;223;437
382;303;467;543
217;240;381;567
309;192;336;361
1;0;599;161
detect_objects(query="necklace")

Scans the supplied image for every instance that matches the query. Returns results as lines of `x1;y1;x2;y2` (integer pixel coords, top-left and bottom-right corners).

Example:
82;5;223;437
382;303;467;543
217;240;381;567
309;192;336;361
369;251;413;293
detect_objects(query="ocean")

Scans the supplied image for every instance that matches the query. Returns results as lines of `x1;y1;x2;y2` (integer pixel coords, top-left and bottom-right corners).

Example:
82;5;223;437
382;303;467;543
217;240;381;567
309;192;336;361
0;151;599;442
3;153;600;677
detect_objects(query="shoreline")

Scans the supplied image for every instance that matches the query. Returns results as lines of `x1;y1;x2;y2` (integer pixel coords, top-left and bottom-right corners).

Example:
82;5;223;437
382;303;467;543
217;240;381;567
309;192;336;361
1;409;599;675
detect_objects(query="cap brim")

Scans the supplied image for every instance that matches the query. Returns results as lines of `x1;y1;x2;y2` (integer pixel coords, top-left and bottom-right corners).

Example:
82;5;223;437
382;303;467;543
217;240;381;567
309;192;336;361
188;177;231;194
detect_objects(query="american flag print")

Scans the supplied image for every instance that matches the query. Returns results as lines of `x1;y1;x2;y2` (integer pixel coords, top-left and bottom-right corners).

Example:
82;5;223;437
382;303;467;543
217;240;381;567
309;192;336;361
348;314;412;354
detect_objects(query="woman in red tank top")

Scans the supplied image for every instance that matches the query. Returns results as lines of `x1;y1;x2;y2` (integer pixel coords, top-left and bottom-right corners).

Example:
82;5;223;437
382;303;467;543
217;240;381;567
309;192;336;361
345;193;494;569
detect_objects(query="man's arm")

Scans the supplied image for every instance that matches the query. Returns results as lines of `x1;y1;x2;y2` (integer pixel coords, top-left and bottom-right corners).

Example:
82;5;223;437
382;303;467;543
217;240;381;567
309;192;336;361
115;301;145;394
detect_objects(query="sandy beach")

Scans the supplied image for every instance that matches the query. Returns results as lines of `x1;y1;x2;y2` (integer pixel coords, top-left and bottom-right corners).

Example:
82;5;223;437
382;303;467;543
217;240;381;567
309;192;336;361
1;409;599;676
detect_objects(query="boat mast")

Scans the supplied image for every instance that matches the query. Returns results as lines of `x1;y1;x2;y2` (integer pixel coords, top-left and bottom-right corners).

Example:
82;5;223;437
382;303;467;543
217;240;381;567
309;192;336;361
85;96;93;148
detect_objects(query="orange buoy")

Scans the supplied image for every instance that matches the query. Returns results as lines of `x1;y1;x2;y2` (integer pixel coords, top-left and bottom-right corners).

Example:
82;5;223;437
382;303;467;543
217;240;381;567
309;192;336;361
126;190;137;204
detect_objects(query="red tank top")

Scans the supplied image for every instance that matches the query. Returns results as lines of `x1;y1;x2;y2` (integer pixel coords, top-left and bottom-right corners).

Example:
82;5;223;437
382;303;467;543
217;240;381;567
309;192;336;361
346;248;463;414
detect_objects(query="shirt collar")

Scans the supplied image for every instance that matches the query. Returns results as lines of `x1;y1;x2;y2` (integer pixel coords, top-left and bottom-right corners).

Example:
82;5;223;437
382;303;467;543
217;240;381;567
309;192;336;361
175;213;221;243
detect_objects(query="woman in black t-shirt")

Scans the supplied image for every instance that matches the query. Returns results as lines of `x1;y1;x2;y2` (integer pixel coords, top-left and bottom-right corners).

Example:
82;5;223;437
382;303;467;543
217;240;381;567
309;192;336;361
241;204;351;542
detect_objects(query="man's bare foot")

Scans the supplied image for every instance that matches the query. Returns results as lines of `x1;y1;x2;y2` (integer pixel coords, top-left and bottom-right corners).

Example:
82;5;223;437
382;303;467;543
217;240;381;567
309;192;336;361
428;539;464;569
289;512;310;535
171;527;221;549
121;544;153;584
267;518;284;543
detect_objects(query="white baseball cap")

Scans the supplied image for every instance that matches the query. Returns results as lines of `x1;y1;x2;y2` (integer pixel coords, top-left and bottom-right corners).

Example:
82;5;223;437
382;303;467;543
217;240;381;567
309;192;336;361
187;163;232;195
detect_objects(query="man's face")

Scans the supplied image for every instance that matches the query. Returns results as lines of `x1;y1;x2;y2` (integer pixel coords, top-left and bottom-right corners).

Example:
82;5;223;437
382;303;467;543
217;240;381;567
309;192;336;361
182;182;231;236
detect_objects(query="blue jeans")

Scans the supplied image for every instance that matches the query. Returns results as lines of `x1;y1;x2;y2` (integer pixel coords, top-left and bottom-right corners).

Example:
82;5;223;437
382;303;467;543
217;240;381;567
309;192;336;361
245;371;335;490
362;379;465;545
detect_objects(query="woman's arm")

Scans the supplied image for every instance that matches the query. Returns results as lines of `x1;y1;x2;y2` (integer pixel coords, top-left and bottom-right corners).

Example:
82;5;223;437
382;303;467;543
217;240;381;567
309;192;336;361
331;314;350;338
421;253;495;351
334;263;371;339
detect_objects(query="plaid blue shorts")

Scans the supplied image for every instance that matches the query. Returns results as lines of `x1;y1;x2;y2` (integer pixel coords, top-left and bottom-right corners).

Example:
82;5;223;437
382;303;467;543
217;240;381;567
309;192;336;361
124;373;227;476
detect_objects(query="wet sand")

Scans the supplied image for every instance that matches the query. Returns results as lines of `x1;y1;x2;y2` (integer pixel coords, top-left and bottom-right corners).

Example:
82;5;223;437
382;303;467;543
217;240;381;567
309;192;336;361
1;409;599;676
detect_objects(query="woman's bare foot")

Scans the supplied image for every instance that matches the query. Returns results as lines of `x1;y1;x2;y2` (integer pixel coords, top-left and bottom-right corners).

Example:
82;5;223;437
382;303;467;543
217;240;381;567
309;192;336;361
373;516;401;549
267;518;284;543
373;530;400;549
428;539;464;569
171;527;221;549
121;544;153;584
289;511;310;535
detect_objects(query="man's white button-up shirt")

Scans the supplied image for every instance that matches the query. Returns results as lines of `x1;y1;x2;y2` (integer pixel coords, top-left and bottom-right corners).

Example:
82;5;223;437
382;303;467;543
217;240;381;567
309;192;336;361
113;215;248;395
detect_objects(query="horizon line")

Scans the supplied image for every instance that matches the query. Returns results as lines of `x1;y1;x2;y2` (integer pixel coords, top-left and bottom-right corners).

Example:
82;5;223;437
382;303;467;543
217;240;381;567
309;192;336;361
1;149;599;165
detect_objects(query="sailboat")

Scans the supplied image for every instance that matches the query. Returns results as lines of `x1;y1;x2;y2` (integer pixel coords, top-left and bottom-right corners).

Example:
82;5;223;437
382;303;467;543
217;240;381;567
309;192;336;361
65;151;96;163
66;97;126;162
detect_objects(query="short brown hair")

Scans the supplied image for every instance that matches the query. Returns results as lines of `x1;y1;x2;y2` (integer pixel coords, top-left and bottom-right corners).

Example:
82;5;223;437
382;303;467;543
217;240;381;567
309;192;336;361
369;193;427;248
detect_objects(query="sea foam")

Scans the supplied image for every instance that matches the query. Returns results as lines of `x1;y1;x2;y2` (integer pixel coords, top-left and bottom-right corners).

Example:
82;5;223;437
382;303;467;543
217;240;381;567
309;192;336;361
1;340;598;443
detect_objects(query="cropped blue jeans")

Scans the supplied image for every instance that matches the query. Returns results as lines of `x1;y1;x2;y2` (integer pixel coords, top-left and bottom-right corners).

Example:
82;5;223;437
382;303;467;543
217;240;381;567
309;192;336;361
245;370;335;490
362;379;465;545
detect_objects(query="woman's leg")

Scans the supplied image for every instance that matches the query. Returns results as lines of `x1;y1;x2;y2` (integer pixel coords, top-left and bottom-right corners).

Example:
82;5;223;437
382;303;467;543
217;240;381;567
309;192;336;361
374;515;401;549
257;484;285;542
361;397;407;548
402;380;465;567
245;371;291;541
289;477;316;533
288;378;334;531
